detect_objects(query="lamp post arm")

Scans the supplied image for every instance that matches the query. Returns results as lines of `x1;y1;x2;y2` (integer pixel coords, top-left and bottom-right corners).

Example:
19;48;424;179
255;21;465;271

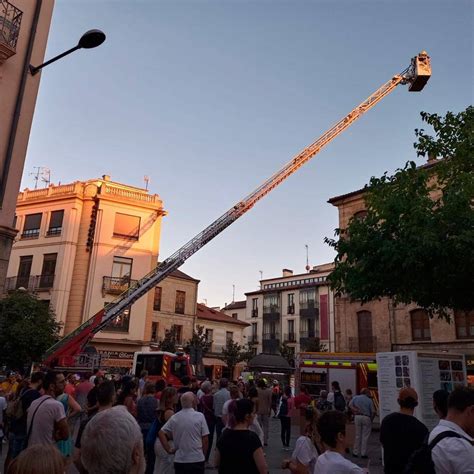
29;45;81;76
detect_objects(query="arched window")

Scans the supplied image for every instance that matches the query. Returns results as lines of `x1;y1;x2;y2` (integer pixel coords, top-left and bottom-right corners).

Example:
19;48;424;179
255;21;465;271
410;309;431;341
357;311;374;352
455;310;474;339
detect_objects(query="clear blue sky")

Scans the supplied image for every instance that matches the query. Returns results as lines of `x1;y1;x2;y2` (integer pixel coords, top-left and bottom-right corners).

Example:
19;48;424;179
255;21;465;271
24;0;472;307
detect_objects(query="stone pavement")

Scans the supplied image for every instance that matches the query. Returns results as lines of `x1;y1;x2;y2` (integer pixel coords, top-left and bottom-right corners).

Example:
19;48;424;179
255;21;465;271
206;416;384;473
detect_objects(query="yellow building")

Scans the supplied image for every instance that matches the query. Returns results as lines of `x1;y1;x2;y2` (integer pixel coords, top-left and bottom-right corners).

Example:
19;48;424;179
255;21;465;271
6;176;168;367
0;0;54;293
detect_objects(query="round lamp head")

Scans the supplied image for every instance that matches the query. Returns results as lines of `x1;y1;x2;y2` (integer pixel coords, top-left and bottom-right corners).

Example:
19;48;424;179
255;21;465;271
78;29;106;49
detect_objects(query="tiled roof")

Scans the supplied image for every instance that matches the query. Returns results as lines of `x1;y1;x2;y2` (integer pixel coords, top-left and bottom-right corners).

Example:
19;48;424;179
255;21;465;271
223;300;246;310
196;304;249;327
169;269;200;282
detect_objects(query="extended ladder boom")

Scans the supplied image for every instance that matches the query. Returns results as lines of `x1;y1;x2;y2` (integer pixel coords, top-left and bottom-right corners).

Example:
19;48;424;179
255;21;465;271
43;52;431;366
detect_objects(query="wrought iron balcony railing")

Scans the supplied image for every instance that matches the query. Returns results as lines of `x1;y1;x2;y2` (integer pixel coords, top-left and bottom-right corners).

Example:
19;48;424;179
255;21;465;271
284;333;297;343
249;334;259;344
4;274;55;292
102;276;137;295
0;1;22;62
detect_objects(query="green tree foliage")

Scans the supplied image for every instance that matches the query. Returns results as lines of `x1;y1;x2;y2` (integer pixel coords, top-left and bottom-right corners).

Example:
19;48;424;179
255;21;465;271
0;291;61;370
300;337;328;352
185;325;212;356
218;340;254;376
157;326;179;353
326;107;474;318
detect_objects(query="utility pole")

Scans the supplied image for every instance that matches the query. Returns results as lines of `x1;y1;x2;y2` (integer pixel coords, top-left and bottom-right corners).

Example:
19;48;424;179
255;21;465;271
232;284;235;303
305;244;310;272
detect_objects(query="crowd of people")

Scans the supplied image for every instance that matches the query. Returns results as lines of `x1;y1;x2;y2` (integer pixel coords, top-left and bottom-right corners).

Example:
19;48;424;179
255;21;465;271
0;369;472;474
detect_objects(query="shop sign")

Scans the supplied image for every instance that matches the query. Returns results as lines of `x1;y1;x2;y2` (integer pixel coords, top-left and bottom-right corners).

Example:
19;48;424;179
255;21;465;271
98;350;134;360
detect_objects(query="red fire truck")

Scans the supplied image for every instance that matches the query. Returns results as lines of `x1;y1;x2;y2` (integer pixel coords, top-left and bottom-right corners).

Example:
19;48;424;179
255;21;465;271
132;351;193;387
296;352;379;410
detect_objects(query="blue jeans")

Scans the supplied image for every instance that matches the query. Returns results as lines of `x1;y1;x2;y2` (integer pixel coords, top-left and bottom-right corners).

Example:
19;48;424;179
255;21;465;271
9;433;27;459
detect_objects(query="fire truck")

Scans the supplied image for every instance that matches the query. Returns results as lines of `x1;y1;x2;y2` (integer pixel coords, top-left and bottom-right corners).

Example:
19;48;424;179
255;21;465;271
132;351;193;387
296;352;379;410
39;53;431;373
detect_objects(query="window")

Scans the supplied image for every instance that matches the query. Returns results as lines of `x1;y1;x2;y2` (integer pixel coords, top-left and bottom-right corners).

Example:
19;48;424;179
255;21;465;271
263;293;279;313
47;210;64;236
455;310;474;339
411;309;431;341
153;287;162;311
288;319;295;334
232;313;238;320
151;322;158;342
17;255;33;288
288;293;295;314
172;324;183;343
263;321;278;338
107;306;131;332
299;288;316;310
39;253;57;288
205;329;213;343
175;290;185;314
357;311;374;352
22;213;42;239
300;318;315;338
226;331;233;346
113;213;140;240
112;256;133;279
252;298;258;317
251;323;258;337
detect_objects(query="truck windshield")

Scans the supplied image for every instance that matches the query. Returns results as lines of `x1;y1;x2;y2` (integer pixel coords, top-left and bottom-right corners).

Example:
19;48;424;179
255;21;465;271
171;358;188;379
135;354;164;377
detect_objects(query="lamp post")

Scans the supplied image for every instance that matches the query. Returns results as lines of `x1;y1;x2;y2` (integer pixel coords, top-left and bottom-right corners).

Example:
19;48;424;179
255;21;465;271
29;29;106;75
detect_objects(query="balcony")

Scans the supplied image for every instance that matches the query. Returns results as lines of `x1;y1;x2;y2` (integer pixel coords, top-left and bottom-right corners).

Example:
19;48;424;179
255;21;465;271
102;276;137;295
4;274;54;292
263;308;280;322
251;309;258;318
262;332;280;354
299;305;319;318
300;330;317;339
249;334;259;344
284;333;297;343
349;336;377;353
287;305;295;315
0;1;22;63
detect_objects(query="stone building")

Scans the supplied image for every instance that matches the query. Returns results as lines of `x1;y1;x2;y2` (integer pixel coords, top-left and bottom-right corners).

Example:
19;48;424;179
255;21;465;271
328;180;474;366
0;0;54;293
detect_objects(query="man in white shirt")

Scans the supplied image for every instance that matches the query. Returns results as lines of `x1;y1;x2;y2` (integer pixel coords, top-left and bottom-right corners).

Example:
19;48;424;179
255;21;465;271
159;391;209;474
26;371;69;447
314;410;364;473
428;387;474;474
213;378;230;440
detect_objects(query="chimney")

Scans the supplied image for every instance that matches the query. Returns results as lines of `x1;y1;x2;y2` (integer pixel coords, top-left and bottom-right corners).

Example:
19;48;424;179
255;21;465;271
102;174;111;181
282;269;293;277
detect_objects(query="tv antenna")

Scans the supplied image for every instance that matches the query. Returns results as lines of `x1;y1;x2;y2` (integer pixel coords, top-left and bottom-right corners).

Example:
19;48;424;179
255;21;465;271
232;284;235;303
305;244;310;272
41;168;51;187
144;176;150;190
29;166;49;189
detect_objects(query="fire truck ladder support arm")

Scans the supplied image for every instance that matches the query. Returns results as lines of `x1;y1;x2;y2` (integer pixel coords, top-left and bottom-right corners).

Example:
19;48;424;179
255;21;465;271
42;52;431;367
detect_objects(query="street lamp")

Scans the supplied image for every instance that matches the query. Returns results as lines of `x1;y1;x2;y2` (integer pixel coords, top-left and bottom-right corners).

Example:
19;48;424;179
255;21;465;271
29;29;106;76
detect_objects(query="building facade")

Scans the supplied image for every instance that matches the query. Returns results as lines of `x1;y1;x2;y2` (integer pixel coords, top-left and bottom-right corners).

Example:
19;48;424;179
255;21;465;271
196;303;249;380
6;176;167;367
243;265;336;357
222;300;246;322
0;0;54;294
328;184;474;364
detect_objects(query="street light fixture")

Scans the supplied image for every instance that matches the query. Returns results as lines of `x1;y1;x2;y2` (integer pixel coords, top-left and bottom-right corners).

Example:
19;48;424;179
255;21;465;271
29;29;106;76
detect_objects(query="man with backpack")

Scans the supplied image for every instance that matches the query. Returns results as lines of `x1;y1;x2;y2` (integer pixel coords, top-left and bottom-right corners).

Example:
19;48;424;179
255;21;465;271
428;387;474;473
328;381;346;412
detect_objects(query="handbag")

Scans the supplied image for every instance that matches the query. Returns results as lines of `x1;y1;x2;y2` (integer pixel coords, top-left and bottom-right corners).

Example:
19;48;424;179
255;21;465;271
146;418;160;448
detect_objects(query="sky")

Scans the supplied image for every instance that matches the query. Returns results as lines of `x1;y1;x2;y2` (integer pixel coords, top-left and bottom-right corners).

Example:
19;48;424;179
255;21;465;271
24;0;473;307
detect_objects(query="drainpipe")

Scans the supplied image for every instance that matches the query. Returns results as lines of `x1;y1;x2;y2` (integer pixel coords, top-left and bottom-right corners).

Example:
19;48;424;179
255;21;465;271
0;0;43;205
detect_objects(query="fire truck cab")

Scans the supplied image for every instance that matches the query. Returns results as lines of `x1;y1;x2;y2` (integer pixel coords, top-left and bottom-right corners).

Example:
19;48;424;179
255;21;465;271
132;351;193;388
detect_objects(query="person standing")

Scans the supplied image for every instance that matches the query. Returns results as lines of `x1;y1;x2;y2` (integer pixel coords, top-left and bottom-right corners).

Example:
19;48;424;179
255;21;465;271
349;388;375;459
432;389;449;420
56;379;81;458
316;390;333;412
215;398;267;474
213;378;230;441
117;381;138;418
380;387;428;474
138;370;149;399
26;371;69;448
222;385;241;428
256;379;272;446
137;382;158;474
198;381;215;465
159;392;209;474
278;386;294;450
327;381;346;412
154;387;177;474
271;381;281;418
314;410;364;473
429;387;474;474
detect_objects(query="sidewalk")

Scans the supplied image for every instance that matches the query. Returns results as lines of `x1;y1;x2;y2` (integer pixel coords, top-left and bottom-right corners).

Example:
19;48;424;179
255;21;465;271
206;416;384;473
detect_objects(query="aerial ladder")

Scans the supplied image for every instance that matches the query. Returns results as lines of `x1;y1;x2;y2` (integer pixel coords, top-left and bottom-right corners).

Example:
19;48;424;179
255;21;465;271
42;52;431;369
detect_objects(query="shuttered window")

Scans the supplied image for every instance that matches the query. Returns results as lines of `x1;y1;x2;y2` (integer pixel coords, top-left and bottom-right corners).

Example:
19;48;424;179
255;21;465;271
153;287;162;311
411;309;431;341
175;290;185;314
47;210;64;235
22;213;42;238
113;213;140;240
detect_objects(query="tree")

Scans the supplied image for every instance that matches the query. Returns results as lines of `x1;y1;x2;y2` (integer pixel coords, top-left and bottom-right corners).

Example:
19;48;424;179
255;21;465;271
299;337;328;353
156;326;179;353
0;291;61;371
185;325;212;357
326;107;474;318
218;340;254;378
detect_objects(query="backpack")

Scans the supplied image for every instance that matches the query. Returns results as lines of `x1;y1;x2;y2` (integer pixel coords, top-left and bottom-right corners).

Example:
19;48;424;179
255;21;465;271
333;391;346;412
404;430;472;474
6;389;32;421
278;397;289;417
